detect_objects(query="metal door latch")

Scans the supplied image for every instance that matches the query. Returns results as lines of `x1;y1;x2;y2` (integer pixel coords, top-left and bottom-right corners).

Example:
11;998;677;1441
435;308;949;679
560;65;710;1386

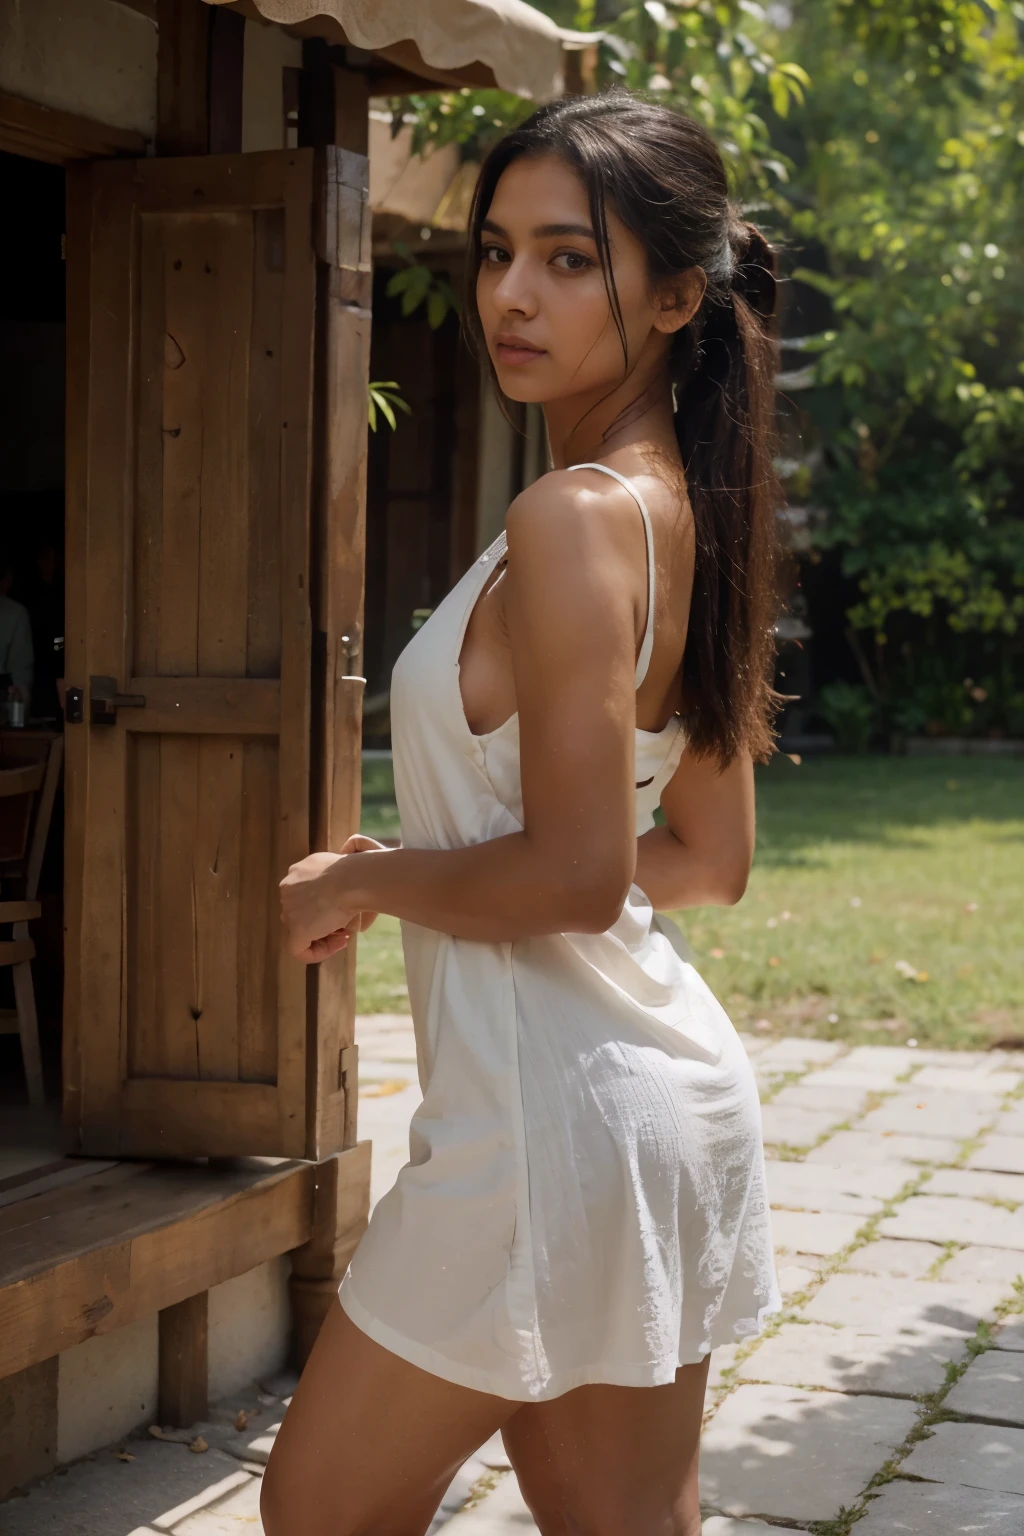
89;675;147;725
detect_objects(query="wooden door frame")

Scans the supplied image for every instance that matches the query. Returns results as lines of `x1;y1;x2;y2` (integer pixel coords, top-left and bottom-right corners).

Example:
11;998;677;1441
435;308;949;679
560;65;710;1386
0;90;146;166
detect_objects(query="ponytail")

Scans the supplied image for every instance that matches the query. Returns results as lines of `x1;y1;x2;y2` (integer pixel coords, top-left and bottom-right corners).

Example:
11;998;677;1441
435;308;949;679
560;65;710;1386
466;93;782;766
671;220;781;765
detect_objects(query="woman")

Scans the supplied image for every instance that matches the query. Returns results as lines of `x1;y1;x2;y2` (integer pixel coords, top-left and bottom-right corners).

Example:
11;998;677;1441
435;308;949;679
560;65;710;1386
267;92;781;1536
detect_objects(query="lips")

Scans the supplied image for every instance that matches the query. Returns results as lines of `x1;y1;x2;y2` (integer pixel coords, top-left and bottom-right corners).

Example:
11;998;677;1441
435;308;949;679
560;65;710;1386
494;334;546;365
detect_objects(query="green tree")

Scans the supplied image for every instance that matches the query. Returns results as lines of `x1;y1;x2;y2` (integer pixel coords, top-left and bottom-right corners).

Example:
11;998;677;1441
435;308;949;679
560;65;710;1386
778;1;1024;734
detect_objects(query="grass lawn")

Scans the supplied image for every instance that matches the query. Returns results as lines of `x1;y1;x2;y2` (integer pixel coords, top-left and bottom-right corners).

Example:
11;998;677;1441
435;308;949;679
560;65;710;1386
355;754;1024;1051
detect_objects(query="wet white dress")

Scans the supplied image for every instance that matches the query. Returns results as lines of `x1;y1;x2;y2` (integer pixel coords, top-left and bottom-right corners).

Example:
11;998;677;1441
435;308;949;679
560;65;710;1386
339;464;781;1400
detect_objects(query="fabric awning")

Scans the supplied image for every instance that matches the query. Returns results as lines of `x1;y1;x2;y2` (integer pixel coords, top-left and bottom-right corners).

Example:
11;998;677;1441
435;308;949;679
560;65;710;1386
205;0;593;102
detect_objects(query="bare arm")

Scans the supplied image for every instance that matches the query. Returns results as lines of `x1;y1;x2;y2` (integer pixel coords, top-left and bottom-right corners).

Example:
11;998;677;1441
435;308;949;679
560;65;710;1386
280;474;643;961
634;748;755;911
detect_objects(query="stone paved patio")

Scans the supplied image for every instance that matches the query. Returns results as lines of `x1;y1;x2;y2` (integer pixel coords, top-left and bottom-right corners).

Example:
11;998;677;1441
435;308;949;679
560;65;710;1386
6;1024;1023;1534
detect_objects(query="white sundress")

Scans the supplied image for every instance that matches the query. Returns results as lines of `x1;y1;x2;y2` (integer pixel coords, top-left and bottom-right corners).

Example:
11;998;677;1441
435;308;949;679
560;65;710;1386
339;463;781;1401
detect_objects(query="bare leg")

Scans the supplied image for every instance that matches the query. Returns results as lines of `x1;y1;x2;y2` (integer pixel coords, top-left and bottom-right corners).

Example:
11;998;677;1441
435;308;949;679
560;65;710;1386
501;1355;711;1536
261;1301;516;1536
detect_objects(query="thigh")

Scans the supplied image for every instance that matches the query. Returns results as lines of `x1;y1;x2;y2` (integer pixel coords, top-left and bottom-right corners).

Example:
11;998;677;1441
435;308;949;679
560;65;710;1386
261;1300;516;1536
501;1356;711;1536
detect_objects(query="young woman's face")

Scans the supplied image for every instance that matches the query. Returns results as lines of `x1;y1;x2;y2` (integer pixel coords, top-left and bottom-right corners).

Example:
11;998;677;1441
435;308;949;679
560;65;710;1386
475;153;666;405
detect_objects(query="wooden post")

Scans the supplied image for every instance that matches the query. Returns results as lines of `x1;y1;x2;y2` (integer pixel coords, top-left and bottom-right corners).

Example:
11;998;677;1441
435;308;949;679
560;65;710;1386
299;39;369;157
208;5;245;155
156;0;210;156
289;1143;371;1364
158;1291;209;1427
157;0;244;157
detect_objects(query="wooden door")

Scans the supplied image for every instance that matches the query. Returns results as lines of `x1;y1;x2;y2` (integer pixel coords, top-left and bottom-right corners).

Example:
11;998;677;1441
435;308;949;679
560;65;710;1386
63;149;366;1160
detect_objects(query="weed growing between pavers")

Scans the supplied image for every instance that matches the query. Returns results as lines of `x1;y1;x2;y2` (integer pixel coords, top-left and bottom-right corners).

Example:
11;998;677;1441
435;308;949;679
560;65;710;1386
460;1469;505;1512
924;1241;962;1281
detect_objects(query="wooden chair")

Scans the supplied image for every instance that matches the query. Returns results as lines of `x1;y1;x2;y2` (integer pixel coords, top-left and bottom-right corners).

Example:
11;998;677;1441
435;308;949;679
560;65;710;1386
0;734;63;1107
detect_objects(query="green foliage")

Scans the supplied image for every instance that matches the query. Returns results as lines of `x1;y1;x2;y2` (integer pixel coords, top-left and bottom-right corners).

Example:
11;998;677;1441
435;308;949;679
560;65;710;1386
367;381;411;434
816;681;879;753
384;243;461;329
779;1;1024;728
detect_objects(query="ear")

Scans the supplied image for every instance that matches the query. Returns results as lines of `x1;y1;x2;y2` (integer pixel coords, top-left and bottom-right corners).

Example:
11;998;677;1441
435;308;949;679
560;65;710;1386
652;267;706;336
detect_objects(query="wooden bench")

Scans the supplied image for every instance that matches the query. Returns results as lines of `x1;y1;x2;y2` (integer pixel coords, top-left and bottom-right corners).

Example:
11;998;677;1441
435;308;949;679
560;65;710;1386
0;1142;369;1424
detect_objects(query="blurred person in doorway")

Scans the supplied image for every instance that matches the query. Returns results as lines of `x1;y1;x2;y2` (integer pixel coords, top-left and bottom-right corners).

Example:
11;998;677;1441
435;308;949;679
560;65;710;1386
0;544;34;715
22;531;65;721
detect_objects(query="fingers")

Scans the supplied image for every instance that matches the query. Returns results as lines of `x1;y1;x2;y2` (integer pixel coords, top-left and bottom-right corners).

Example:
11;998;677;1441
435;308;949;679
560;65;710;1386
341;833;388;855
308;928;352;963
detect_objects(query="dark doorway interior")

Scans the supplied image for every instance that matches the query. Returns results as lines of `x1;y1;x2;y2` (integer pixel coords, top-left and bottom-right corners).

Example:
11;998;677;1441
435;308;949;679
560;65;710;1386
0;150;66;1145
363;269;478;744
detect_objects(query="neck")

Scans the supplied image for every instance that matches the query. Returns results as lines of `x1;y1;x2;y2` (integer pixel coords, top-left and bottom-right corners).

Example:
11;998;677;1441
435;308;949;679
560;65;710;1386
542;342;679;470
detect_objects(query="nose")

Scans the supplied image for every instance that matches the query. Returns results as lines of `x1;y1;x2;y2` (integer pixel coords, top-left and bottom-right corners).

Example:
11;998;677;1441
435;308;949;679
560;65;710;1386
491;254;538;320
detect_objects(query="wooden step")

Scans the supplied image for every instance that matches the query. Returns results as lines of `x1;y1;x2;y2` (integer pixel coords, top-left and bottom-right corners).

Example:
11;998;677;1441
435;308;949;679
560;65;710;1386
0;1143;369;1381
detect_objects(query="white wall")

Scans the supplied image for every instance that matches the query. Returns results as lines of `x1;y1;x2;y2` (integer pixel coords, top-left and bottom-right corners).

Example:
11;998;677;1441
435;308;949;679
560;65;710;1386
241;18;302;153
57;1314;158;1464
53;1259;291;1464
0;0;158;137
208;1256;291;1401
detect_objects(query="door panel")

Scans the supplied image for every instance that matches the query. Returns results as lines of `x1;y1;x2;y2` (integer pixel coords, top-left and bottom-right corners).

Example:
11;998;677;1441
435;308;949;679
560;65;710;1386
65;150;328;1159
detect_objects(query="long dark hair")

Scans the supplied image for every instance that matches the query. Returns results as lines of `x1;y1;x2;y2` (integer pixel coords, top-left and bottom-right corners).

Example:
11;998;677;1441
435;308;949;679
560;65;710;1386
464;91;781;766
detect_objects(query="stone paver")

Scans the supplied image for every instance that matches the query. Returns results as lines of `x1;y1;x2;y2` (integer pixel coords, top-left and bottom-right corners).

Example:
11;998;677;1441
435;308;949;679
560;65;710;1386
843;1045;925;1072
173;1471;262;1533
706;1343;742;1393
449;1470;533;1532
913;1066;1023;1095
900;1421;1024;1496
880;1194;1024;1250
770;1083;869;1116
858;1091;1001;1141
843;1238;945;1278
970;1137;1024;1175
854;1479;1024;1534
754;1038;846;1070
738;1320;972;1398
776;1263;819;1299
760;1104;841;1148
994;1103;1024;1137
803;1272;1006;1332
770;1207;864;1257
699;1383;918;1524
0;1440;257;1536
942;1245;1024;1287
767;1159;909;1216
806;1129;959;1165
944;1349;1024;1425
993;1317;1024;1352
703;1522;810;1536
800;1065;905;1091
926;1167;1024;1204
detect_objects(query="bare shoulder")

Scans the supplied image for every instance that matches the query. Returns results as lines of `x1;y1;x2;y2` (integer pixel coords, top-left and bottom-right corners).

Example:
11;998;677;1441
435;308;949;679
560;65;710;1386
505;468;642;559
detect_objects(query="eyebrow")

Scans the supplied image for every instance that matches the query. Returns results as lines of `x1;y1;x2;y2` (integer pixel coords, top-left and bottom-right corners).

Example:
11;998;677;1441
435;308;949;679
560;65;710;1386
481;217;597;242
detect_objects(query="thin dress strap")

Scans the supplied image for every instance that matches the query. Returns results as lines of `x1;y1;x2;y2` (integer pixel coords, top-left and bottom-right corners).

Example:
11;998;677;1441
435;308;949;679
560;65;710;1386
568;462;655;689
